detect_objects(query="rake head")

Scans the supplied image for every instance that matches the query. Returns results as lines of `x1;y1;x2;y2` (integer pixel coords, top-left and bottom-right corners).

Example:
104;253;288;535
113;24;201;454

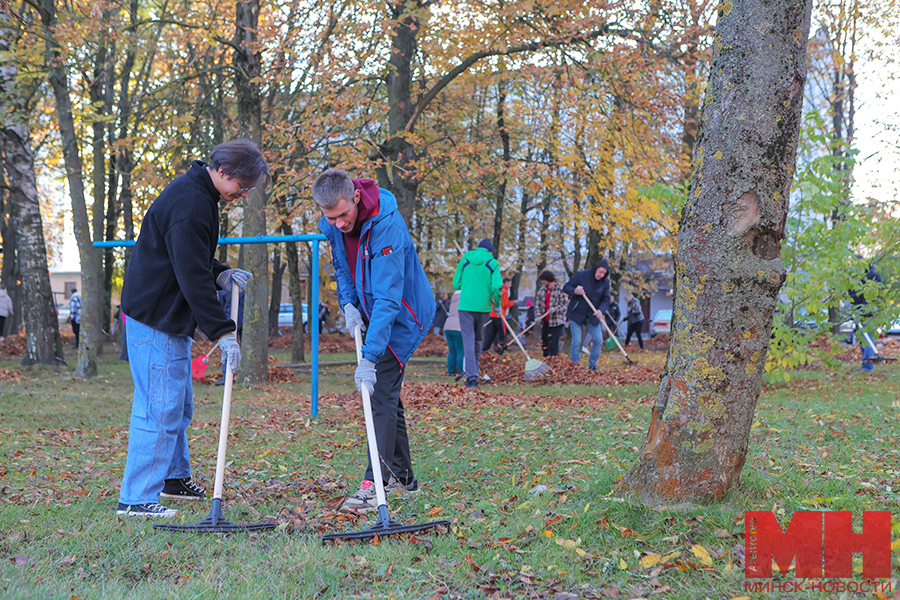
523;358;551;381
322;506;451;543
153;499;276;534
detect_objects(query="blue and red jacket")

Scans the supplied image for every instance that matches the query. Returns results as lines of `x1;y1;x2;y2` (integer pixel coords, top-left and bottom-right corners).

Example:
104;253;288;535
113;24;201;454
319;188;435;365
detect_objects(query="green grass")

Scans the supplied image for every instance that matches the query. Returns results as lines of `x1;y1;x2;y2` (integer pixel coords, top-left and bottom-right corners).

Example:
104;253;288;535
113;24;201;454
0;353;898;599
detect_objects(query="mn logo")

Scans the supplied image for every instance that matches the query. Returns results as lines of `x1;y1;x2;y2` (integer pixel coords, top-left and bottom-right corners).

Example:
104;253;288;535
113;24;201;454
745;511;891;579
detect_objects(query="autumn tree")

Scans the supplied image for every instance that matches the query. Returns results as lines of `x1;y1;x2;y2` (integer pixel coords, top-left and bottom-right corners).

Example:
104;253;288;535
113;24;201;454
1;0;65;365
618;0;814;503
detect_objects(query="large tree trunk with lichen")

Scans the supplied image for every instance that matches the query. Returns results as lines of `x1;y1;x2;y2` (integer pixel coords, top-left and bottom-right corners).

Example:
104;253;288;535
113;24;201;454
617;0;813;504
234;0;269;384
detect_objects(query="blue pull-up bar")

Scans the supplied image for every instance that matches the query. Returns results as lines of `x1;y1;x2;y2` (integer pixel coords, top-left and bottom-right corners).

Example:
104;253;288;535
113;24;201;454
94;234;328;417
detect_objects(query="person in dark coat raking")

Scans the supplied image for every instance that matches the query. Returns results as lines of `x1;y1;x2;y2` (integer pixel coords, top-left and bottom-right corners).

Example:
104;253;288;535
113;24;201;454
116;140;269;519
563;259;611;370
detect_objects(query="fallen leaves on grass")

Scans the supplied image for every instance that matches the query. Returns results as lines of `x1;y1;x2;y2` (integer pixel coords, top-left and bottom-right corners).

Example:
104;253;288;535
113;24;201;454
0;367;26;381
477;353;660;387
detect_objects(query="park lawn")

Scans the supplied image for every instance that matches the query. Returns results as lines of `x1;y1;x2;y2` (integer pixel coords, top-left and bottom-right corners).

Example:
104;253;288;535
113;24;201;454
0;352;898;599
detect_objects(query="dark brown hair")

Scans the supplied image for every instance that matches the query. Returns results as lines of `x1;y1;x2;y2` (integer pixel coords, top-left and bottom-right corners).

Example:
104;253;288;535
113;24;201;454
208;140;270;189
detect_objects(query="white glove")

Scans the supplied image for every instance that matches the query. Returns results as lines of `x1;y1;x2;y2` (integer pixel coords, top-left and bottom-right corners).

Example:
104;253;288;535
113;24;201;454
217;332;241;373
217;268;253;290
343;304;366;334
354;359;376;395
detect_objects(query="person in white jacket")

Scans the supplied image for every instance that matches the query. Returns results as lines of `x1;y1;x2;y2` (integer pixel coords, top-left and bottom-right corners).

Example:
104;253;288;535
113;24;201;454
0;286;13;340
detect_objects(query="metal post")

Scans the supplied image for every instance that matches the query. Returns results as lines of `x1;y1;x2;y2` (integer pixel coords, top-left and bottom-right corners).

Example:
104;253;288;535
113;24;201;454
93;234;327;417
311;239;320;418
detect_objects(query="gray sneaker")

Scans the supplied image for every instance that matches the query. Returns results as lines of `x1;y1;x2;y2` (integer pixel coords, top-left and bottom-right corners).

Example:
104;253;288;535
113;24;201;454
341;480;377;512
386;477;419;494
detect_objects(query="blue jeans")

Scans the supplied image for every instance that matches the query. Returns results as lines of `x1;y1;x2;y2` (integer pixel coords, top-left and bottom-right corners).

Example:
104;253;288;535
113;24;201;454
119;318;195;505
569;319;603;368
859;321;876;372
444;330;464;376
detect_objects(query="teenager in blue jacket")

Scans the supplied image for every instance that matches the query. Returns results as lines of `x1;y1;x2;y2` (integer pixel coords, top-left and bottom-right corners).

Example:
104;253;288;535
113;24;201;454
563;259;611;370
314;169;435;512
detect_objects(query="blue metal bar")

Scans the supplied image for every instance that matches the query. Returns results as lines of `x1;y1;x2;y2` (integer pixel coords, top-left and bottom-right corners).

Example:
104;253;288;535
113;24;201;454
93;234;327;248
311;239;320;418
94;234;328;418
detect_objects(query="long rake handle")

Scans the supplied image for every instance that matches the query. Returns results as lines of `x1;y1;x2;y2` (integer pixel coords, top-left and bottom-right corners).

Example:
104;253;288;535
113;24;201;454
212;282;240;501
353;325;388;510
504;317;532;362
517;310;550;337
583;295;634;363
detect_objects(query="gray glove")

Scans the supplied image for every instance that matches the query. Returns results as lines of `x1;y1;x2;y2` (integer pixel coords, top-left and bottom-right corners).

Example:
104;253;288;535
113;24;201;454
343;304;366;334
217;268;253;290
217;332;241;373
354;358;376;395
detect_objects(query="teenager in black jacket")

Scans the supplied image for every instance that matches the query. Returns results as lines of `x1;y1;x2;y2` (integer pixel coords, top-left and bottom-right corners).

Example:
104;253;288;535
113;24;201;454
117;140;269;518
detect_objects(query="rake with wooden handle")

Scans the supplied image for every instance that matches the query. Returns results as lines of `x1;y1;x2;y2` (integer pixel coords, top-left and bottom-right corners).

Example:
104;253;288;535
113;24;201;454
155;282;276;534
583;295;636;365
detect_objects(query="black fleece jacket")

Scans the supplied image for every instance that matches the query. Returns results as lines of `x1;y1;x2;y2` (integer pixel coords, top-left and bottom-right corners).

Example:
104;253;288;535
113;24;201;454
121;161;233;340
563;259;611;326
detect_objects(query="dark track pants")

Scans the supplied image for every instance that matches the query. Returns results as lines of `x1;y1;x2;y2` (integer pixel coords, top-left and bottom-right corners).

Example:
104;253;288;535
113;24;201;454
363;352;414;486
625;320;644;350
459;310;489;386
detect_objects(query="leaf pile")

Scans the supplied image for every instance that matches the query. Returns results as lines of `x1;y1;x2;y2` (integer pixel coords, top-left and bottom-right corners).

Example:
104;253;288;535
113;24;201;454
411;333;449;357
0;367;26;381
267;354;300;383
477;353;661;386
0;333;74;357
267;330;357;353
833;335;900;363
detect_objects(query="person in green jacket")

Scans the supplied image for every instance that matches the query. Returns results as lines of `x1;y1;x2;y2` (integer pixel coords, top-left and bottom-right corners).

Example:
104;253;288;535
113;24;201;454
453;239;502;389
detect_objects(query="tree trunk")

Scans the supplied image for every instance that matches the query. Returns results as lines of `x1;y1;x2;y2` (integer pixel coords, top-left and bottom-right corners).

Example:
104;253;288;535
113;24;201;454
89;31;112;335
233;0;268;384
268;246;285;337
1;1;64;364
491;78;510;258
0;190;21;335
280;221;305;364
41;0;102;377
618;0;813;504
376;0;421;224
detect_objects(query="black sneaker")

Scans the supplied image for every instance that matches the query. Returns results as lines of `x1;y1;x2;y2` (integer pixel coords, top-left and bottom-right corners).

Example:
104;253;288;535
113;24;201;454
116;502;178;518
465;378;478;389
160;478;206;501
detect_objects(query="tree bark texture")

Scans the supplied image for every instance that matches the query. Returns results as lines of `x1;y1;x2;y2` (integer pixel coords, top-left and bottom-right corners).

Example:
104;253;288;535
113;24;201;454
42;0;102;377
618;0;812;504
1;0;65;365
234;0;269;384
491;79;510;258
376;0;421;224
280;221;305;364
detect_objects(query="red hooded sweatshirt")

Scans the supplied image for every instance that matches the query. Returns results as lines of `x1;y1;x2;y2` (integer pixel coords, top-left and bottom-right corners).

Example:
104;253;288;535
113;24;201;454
343;179;380;284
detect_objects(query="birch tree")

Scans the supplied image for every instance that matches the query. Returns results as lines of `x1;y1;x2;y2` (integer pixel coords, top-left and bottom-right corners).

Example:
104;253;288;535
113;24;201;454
1;0;65;366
